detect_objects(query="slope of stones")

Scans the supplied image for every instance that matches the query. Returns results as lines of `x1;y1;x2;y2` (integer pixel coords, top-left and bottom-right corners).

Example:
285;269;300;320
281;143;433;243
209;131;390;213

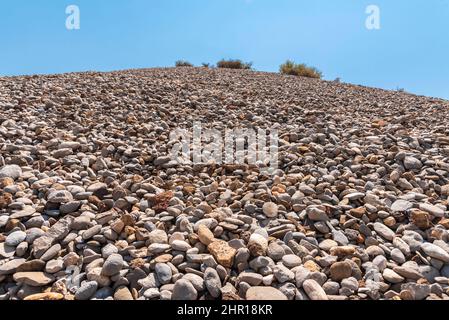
0;67;449;300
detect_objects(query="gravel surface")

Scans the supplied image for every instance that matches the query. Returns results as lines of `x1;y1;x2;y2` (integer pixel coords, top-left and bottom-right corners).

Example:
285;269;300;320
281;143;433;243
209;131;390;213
1;67;449;300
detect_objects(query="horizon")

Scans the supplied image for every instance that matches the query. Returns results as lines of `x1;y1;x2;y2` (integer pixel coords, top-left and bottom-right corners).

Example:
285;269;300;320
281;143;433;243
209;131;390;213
1;0;448;99
2;65;448;102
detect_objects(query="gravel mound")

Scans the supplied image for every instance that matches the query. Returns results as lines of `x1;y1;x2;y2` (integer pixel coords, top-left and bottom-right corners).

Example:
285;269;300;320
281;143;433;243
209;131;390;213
1;67;449;300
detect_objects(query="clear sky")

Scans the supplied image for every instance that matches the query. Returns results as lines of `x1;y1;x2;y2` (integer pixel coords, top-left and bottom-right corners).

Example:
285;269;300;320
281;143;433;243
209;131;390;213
1;0;448;99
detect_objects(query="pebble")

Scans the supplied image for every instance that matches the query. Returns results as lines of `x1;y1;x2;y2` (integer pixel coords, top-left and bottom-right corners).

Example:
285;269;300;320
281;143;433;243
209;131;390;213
207;241;236;268
0;258;26;275
0;165;22;180
330;261;352;281
262;202;278;218
421;243;449;263
303;279;328;300
155;263;172;284
172;279;197;300
114;286;134;300
247;233;268;257
204;267;222;298
373;222;396;241
282;254;302;268
391;200;413;212
13;272;54;287
101;254;124;276
75;281;98;300
197;225;215;245
5;231;26;247
246;287;288;300
383;268;405;283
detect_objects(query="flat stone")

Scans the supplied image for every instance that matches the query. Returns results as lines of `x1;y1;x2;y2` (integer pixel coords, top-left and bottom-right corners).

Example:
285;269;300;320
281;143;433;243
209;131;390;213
319;239;338;251
391;200;413;212
373;222;396;241
13;272;55;286
307;206;328;221
237;272;263;286
16;259;46;272
393;265;423;280
5;230;26;247
383;268;405;283
0;258;26;275
303;279;328;300
421;242;449;263
344;192;365;201
418;203;445;218
0;243;15;258
40;244;61;261
171;240;191;251
47;190;73;203
10;206;36;219
82;225;102;240
32;217;72;258
0;165;22;179
246;287;288;300
404;156;422;170
282;254;302;268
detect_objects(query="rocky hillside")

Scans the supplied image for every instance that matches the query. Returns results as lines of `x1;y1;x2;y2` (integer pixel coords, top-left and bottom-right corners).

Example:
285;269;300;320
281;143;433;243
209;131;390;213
1;67;449;300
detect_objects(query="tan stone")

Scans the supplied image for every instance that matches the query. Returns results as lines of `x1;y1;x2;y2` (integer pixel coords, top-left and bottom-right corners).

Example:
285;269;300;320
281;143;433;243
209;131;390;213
198;224;215;245
13;272;54;287
330;261;353;281
246;287;288;300
304;260;321;272
114;285;134;300
438;218;449;229
207;240;236;268
111;219;125;234
329;246;356;257
23;292;64;301
349;207;366;218
411;210;431;229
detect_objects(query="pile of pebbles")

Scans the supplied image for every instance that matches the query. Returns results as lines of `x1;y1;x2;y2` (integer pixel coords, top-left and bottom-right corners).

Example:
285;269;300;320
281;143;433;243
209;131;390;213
1;67;449;300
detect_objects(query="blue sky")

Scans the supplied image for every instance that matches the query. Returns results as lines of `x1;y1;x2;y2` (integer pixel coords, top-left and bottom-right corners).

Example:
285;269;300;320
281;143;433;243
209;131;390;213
1;0;448;99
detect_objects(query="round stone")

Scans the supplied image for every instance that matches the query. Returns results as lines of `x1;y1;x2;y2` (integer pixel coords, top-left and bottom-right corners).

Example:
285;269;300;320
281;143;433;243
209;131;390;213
5;231;27;247
262;202;278;218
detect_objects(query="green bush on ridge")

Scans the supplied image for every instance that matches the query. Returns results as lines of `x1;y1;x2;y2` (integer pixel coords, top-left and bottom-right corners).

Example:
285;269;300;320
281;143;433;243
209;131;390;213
280;60;322;79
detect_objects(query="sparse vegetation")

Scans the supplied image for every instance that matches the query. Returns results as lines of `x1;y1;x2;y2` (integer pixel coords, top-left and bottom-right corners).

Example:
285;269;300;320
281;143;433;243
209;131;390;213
175;60;193;67
217;59;252;70
202;63;211;68
280;60;322;79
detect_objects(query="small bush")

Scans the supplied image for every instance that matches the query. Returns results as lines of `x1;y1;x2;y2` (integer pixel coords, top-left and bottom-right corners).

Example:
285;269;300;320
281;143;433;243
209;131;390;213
280;60;322;79
202;63;211;68
217;59;252;70
175;60;193;67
